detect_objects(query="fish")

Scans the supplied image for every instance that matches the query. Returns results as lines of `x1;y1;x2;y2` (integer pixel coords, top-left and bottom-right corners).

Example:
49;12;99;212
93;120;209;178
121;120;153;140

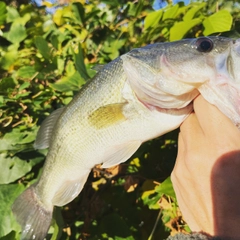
12;36;240;240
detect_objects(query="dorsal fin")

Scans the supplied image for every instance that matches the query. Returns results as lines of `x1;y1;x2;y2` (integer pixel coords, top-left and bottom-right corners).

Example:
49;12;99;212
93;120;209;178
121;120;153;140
34;107;65;149
91;64;105;72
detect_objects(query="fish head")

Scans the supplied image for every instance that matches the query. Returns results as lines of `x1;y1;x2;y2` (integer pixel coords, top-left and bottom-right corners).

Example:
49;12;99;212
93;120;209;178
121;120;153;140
195;37;240;127
121;37;240;127
163;37;232;81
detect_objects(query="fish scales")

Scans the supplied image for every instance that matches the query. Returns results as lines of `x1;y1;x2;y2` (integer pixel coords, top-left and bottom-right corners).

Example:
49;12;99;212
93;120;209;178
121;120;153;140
36;58;127;204
12;37;240;240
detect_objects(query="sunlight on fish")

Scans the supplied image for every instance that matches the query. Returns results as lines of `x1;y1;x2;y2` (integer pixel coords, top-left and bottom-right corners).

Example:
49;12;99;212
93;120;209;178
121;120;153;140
12;36;240;240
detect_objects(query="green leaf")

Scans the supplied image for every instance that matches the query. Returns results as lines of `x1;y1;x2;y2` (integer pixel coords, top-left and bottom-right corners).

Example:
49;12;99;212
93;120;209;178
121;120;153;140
19;82;31;91
3;23;27;43
144;10;163;30
162;4;179;21
0;184;25;237
72;2;85;25
0;153;43;184
0;51;18;70
56;57;65;75
203;10;233;36
0;96;4;105
141;178;176;210
127;0;144;17
170;18;202;41
0;77;16;93
15;13;31;26
34;36;51;60
134;0;144;17
115;237;134;240
141;180;160;210
50;208;65;240
6;6;20;22
49;71;85;92
0;230;17;240
0;2;6;14
101;0;119;7
65;61;75;76
155;177;176;199
0;128;37;152
73;44;90;80
183;2;206;21
17;66;36;79
0;2;6;25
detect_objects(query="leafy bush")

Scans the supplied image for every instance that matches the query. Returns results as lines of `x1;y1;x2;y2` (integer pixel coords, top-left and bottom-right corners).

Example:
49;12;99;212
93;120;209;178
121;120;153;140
0;0;237;239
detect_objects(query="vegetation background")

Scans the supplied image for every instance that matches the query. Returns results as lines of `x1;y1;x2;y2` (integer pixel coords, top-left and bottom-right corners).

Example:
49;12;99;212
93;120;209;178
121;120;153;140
0;0;238;239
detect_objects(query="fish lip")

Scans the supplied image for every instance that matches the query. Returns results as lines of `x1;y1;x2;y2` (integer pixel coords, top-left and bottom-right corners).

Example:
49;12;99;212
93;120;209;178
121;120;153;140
232;38;240;44
232;38;240;55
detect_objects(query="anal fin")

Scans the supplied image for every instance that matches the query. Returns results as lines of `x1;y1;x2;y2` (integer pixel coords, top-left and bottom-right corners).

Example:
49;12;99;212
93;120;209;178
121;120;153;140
52;171;90;206
101;141;141;168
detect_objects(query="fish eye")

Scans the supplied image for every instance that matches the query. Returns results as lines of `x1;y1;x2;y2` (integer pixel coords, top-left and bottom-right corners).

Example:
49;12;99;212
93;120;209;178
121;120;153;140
195;37;214;53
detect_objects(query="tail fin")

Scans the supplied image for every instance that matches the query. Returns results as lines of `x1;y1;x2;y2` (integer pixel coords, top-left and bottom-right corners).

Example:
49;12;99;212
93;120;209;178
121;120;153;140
12;185;53;240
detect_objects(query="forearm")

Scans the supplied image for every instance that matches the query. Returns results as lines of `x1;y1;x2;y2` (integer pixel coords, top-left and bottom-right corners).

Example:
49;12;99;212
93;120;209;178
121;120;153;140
170;96;240;240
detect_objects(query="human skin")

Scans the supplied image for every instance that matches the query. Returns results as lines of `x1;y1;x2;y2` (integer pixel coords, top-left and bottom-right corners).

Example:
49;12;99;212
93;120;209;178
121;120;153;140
171;95;240;240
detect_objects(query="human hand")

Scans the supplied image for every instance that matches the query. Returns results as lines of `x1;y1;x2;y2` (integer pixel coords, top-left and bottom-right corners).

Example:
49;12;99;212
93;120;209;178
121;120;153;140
171;95;240;240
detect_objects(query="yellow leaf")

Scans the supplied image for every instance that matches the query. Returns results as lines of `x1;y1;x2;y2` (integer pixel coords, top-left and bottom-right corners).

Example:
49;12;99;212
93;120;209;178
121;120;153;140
42;1;54;7
53;9;65;26
92;178;107;191
130;158;140;167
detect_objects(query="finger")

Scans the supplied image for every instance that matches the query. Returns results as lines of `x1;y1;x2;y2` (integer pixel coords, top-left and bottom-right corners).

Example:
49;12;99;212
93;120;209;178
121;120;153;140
176;131;185;157
171;162;202;232
173;132;186;177
179;112;204;150
171;179;201;232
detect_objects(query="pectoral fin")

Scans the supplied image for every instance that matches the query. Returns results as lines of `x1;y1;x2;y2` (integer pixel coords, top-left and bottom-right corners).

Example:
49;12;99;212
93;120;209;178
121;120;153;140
88;103;127;129
34;107;65;149
101;140;141;168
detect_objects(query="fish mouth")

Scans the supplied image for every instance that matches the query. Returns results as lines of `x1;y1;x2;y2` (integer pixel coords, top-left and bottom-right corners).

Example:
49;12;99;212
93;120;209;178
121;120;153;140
232;38;240;53
201;38;240;127
226;55;235;80
215;38;240;85
222;39;240;84
230;38;240;82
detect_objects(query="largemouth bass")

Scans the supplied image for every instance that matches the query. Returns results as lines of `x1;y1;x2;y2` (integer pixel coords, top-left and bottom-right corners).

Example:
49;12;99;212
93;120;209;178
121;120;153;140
12;37;240;240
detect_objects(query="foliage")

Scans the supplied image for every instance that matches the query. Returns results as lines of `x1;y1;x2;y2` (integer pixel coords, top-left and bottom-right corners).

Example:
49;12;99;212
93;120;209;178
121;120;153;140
0;0;238;239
